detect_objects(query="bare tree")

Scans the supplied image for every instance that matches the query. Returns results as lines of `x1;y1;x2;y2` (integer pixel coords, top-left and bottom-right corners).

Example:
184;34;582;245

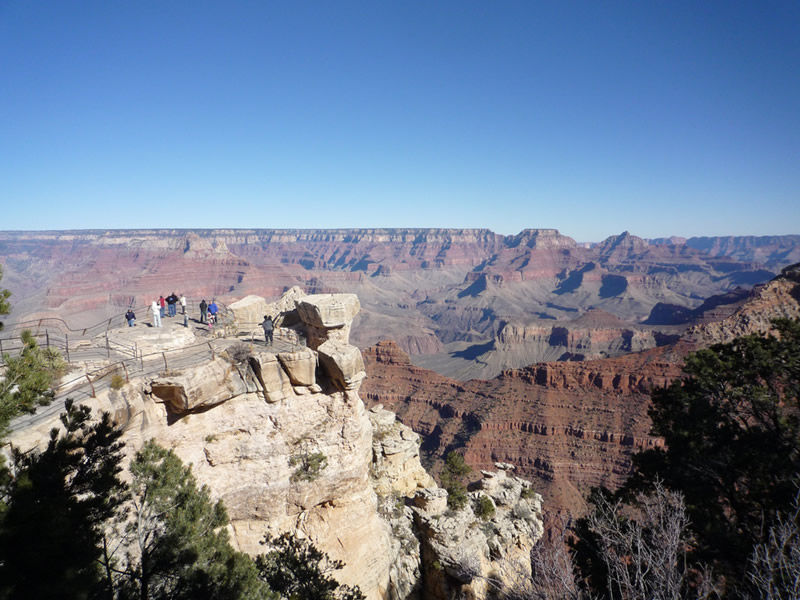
748;492;800;600
584;481;717;600
488;516;589;600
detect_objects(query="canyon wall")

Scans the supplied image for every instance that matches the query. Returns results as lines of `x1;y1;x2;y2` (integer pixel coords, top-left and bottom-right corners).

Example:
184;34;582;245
362;265;800;522
1;228;796;378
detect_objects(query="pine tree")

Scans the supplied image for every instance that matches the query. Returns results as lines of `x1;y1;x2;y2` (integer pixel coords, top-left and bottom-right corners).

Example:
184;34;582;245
255;533;365;600
119;440;273;600
0;329;66;435
0;401;128;600
619;318;800;591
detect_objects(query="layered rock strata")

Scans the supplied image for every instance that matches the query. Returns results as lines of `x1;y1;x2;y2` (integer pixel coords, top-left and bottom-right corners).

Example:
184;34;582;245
2;228;795;377
362;266;800;523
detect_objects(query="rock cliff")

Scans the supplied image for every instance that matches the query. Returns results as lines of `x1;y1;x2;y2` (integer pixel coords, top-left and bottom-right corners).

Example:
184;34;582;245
362;266;800;525
5;289;544;599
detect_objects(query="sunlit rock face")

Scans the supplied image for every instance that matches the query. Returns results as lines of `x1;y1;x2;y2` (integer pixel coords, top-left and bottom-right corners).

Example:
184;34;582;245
5;289;546;599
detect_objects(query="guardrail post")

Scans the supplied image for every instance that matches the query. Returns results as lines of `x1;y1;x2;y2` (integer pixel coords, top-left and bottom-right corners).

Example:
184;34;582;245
208;342;215;360
0;339;3;356
85;374;96;398
65;333;70;363
46;330;50;349
140;349;144;370
105;333;110;358
162;352;168;371
122;362;129;383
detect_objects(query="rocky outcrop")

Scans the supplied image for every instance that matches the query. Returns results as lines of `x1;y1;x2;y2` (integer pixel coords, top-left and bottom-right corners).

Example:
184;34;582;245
296;293;361;349
367;406;543;599
412;464;543;600
228;286;307;331
7;289;544;600
369;405;436;498
688;265;800;344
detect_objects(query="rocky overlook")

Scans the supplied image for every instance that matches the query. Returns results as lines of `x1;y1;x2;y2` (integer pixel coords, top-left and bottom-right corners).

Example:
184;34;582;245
5;289;544;600
1;228;797;379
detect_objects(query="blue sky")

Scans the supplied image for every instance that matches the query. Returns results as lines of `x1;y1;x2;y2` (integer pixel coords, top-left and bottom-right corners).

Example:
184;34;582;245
1;1;798;242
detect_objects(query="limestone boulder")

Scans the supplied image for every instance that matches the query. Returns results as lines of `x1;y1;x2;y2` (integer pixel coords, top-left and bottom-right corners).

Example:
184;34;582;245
228;295;270;331
277;348;317;387
369;405;435;497
229;287;308;333
295;293;360;348
317;340;366;391
146;357;258;414
249;350;295;403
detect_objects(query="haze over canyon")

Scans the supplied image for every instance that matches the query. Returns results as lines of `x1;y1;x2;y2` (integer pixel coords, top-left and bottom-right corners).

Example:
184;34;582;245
2;228;798;381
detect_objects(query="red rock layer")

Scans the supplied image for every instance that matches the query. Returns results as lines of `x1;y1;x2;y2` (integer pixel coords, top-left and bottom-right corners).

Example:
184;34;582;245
361;340;689;516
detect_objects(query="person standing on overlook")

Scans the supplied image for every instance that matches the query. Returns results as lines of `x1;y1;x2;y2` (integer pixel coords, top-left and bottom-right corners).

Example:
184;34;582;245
199;299;208;324
159;295;166;318
150;300;162;328
166;292;178;317
261;315;273;345
125;309;136;327
179;293;186;315
208;299;218;324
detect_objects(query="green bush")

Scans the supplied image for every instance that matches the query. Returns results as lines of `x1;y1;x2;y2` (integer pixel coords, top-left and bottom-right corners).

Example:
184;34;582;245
474;495;495;520
109;374;125;390
289;451;328;483
441;451;471;510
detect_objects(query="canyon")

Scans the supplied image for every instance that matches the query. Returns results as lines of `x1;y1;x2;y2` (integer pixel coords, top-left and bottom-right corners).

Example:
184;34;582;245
361;264;800;524
2;231;799;506
1;228;798;381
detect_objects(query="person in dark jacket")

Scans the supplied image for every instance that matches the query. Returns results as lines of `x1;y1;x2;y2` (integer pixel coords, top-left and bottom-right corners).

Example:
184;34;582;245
125;309;136;327
166;292;178;317
261;315;274;345
199;299;208;324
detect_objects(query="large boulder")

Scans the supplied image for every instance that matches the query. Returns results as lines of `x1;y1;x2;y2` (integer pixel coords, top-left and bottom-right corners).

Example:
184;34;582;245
295;293;360;348
277;348;317;387
146;357;259;414
229;287;308;333
249;351;295;403
228;295;270;331
317;340;366;391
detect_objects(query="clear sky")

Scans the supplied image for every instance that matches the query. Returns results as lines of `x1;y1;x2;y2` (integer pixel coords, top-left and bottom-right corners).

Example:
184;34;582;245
1;1;798;242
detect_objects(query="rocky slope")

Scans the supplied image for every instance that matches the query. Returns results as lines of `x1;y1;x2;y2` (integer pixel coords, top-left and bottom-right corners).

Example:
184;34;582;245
362;265;800;523
5;290;544;600
1;228;796;378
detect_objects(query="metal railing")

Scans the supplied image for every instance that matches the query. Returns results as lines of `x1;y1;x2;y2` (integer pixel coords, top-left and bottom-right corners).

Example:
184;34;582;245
0;299;235;365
